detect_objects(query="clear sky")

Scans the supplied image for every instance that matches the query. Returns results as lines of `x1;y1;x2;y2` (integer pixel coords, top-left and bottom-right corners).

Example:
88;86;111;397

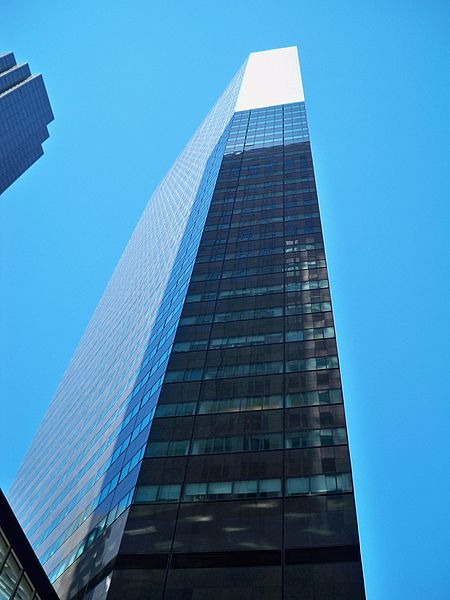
0;1;449;598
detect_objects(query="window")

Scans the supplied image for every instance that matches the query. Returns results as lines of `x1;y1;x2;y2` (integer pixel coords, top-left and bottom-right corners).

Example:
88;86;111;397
218;284;283;299
286;301;331;315
134;484;181;503
182;478;282;502
14;573;35;600
155;402;197;417
209;332;284;349
0;551;21;598
179;313;213;326
285;427;347;449
204;361;284;380
286;327;335;342
286;389;343;408
198;394;283;414
164;369;203;383
286;356;339;373
286;473;352;496
173;340;208;352
145;439;190;457
214;306;283;323
0;530;9;567
191;432;283;455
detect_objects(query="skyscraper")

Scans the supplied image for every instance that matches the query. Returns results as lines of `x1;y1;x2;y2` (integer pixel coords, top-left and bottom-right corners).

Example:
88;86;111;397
0;51;53;195
9;47;365;599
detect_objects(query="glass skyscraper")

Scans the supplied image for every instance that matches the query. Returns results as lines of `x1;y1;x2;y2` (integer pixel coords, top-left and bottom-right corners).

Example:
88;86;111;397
9;48;365;599
0;52;53;195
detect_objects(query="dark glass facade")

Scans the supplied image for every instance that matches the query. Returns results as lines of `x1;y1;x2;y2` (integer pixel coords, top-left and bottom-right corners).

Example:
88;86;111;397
0;51;53;195
107;103;365;599
9;49;365;599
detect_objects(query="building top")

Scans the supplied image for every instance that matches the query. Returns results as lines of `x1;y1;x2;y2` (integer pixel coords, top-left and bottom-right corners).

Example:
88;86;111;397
235;46;304;111
0;51;54;196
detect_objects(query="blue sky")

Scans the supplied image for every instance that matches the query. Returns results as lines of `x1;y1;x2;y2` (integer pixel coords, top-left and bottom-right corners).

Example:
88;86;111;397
0;1;449;598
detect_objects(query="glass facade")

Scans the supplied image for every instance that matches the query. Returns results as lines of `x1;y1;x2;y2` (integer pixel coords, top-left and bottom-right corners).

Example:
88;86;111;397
9;48;365;599
0;52;54;195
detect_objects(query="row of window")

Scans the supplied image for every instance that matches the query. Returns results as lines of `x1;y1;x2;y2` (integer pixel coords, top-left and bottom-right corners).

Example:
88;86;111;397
179;301;331;326
145;427;347;458
227;225;321;244
203;212;320;232
230;119;283;129
228;129;309;144
191;260;326;282
224;146;309;162
197;243;323;264
133;472;352;505
208;198;317;221
211;190;317;213
155;389;343;418
200;226;321;246
228;119;307;136
215;178;312;193
173;326;335;353
225;134;302;146
217;169;286;182
197;239;323;263
227;151;309;164
186;278;328;303
225;155;309;174
226;134;309;151
226;158;311;173
225;136;309;153
165;355;338;383
210;186;316;207
223;172;315;186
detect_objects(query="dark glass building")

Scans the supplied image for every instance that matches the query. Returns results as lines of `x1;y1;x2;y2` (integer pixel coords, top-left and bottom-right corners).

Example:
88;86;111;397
0;51;53;195
0;490;59;600
9;48;365;599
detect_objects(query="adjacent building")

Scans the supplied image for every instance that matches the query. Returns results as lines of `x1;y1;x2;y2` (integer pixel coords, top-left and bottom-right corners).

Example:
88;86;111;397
9;47;366;599
0;52;54;195
0;490;59;600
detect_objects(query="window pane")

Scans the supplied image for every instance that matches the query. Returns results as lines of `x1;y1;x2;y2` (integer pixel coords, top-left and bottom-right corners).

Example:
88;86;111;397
233;480;257;496
208;481;233;497
0;530;9;567
286;477;309;495
13;573;34;600
135;485;158;502
0;551;21;597
183;483;207;501
259;478;282;495
337;473;353;492
310;475;328;493
158;484;181;502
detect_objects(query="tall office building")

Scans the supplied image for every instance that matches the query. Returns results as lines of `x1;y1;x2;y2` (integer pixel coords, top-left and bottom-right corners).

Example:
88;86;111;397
9;48;365;599
0;51;53;195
